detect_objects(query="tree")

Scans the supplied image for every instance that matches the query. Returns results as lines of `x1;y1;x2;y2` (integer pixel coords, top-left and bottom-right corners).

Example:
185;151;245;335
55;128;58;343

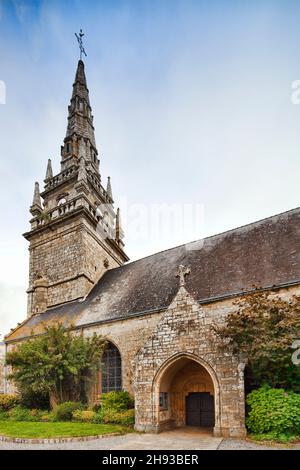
6;324;106;407
214;292;300;391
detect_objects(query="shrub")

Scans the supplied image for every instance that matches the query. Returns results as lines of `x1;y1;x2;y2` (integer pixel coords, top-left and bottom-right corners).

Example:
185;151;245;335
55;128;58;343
0;394;19;411
8;406;43;422
91;412;104;424
40;412;55;422
6;324;105;406
19;389;50;410
101;391;134;412
72;409;96;422
246;386;300;437
101;409;135;426
54;402;82;421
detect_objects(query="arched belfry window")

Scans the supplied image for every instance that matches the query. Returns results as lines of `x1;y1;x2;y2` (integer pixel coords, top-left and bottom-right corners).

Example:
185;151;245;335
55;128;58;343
101;342;122;393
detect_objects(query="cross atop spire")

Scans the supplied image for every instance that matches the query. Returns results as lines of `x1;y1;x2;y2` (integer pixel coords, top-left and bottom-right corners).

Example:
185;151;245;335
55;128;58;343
176;265;191;287
75;29;87;60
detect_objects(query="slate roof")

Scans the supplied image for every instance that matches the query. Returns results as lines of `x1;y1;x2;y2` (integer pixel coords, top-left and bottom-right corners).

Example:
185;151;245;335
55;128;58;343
6;207;300;342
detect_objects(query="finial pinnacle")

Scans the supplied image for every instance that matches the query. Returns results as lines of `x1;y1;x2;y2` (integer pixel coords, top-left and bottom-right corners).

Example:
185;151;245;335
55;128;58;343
45;158;53;181
30;181;42;216
116;207;124;242
106;176;113;201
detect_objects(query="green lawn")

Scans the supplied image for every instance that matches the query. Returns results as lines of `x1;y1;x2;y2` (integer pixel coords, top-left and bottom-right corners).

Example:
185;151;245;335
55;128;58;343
0;420;128;439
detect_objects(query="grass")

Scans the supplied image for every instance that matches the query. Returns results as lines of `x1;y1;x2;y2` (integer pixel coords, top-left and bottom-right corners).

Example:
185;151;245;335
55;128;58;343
0;420;129;439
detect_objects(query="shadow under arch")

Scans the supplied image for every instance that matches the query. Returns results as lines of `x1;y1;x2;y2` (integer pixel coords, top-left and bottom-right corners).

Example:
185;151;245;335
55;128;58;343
151;352;221;435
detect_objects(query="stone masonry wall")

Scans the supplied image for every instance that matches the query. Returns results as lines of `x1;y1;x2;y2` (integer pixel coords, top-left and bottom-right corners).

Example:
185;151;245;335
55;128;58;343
27;216;120;314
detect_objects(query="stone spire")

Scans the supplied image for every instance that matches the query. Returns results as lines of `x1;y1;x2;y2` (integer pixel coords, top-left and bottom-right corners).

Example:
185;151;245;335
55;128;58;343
45;159;53;181
30;182;42;215
61;60;99;173
106;176;113;201
32;182;41;207
116;207;124;245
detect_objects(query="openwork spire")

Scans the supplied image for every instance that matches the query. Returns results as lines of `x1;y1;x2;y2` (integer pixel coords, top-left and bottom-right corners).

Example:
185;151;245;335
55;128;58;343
66;60;95;145
61;60;98;173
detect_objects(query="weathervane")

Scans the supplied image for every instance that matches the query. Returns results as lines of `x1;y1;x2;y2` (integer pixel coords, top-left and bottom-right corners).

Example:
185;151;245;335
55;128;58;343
75;29;87;60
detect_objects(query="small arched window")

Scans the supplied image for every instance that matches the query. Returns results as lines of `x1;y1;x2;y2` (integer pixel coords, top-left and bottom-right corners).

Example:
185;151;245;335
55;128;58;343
101;342;122;393
79;100;84;112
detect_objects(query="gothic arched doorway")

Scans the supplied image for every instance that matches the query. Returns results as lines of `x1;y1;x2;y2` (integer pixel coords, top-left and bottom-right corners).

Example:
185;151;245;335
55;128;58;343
152;353;220;433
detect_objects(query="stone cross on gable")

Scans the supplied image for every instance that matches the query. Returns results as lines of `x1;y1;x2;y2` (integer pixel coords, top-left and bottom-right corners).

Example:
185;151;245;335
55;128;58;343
176;264;191;287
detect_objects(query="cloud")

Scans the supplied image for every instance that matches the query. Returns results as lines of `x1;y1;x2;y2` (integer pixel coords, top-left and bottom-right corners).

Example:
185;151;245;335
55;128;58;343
12;0;31;24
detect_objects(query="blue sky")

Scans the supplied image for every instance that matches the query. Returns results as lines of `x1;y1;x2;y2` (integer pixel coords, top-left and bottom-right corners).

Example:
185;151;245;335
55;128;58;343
1;0;300;337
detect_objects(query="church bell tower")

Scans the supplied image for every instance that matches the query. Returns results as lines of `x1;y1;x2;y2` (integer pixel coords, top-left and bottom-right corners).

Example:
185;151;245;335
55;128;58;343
24;59;129;316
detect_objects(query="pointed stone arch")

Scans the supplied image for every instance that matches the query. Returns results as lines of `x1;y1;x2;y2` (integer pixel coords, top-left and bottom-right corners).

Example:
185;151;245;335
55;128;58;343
151;352;221;434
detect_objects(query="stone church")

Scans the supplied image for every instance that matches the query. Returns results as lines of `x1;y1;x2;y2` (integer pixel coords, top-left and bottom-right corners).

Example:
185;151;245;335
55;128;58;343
3;60;300;438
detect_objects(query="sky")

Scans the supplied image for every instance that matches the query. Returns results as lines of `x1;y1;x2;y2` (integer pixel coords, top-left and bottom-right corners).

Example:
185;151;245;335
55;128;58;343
0;0;300;338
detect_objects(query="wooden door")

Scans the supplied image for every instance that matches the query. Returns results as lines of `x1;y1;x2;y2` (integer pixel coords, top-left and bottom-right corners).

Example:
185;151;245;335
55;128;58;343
186;392;214;427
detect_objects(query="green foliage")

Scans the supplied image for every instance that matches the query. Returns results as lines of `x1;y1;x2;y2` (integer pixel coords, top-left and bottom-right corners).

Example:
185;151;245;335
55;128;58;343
103;409;135;426
215;292;300;391
0;410;9;420
101;391;134;412
72;409;96;422
19;389;50;410
8;406;44;422
0;394;19;411
92;408;135;426
53;402;82;422
91;412;103;424
246;386;300;438
250;432;298;443
6;324;106;406
89;391;135;426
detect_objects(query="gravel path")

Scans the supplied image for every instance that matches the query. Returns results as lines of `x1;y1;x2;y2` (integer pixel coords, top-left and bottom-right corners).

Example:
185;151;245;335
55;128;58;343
219;438;300;450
